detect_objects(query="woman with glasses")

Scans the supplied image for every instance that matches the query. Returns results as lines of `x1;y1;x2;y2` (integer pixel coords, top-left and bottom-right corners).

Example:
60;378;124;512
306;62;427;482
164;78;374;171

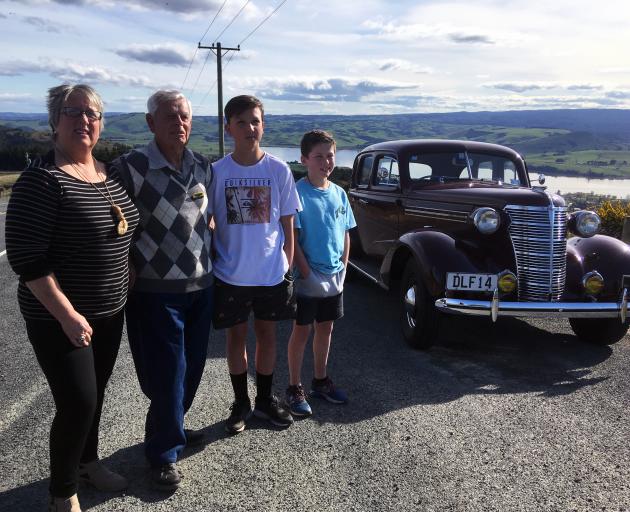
5;84;139;512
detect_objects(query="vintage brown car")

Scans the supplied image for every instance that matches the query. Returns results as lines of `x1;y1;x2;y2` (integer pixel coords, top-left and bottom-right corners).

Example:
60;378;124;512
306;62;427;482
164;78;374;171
347;139;630;349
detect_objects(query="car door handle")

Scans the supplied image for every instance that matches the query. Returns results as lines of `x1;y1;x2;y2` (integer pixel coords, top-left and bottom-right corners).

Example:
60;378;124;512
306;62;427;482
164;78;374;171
358;199;370;205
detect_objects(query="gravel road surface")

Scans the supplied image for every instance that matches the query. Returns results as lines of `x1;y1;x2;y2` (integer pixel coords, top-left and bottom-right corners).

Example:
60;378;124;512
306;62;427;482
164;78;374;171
0;198;628;512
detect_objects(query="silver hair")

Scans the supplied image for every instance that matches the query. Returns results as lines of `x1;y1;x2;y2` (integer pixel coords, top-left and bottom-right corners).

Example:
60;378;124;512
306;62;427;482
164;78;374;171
146;90;192;117
47;83;105;137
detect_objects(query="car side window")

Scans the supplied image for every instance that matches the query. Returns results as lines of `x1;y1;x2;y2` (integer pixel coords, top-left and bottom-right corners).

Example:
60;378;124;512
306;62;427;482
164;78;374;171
409;162;432;180
357;155;373;186
374;155;399;186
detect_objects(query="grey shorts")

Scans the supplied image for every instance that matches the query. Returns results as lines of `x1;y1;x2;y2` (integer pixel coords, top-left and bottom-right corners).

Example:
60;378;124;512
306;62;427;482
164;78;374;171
295;267;346;298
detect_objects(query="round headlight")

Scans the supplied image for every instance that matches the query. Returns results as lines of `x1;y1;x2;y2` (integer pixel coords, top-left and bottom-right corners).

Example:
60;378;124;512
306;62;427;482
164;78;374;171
583;271;604;295
473;207;501;234
571;211;601;238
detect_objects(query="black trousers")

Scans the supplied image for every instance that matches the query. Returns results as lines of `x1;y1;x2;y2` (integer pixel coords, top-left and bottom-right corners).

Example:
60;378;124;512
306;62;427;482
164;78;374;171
25;310;123;498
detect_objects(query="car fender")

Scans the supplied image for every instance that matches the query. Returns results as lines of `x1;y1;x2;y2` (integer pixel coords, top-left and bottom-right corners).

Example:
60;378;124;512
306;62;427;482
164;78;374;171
382;230;487;297
567;234;630;299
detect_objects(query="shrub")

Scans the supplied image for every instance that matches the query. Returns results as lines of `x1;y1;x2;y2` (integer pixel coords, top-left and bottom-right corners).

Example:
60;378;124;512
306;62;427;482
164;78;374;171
596;200;630;239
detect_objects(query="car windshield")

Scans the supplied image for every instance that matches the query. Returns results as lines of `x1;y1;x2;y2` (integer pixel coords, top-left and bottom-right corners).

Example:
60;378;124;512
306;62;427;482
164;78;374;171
408;151;521;186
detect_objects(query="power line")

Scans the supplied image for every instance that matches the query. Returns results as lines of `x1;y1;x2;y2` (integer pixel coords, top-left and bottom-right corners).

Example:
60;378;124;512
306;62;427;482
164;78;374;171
214;0;250;42
189;47;213;97
200;0;228;43
219;0;288;76
238;0;288;46
181;47;198;90
201;0;288;90
187;0;249;99
194;0;289;155
181;0;228;90
196;78;218;108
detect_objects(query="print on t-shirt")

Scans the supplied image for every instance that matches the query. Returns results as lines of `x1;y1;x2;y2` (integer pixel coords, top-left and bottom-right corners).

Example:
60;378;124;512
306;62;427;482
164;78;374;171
224;177;271;224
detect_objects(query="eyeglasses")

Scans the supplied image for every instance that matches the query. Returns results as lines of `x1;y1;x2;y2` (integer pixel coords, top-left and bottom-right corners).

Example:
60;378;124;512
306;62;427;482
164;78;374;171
61;107;103;121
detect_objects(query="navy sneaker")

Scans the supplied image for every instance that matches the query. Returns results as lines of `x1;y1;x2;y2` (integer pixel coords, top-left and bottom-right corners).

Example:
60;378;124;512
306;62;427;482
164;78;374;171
285;384;312;417
253;394;294;427
224;398;252;435
151;463;181;492
310;376;348;404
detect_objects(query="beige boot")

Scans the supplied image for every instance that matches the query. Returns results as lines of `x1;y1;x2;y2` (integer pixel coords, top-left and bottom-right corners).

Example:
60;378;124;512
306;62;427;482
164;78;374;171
48;493;81;512
78;460;128;492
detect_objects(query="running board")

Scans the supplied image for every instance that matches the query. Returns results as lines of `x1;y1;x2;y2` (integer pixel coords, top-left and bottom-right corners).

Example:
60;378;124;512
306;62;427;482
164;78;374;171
348;260;388;290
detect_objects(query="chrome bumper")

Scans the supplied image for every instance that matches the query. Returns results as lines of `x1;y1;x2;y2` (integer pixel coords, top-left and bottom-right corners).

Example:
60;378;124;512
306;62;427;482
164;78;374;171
435;289;629;322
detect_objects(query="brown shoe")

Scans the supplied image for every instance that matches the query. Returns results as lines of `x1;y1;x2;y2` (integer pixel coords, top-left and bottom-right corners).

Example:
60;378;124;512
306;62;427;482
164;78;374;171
48;493;81;512
79;460;128;492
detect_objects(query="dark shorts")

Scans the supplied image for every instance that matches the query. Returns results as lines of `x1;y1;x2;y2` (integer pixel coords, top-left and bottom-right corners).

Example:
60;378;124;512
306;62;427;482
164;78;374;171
296;292;344;325
213;274;296;329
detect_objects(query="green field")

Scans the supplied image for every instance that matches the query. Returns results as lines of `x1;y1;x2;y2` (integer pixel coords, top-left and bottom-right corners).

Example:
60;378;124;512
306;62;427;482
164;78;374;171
527;150;630;178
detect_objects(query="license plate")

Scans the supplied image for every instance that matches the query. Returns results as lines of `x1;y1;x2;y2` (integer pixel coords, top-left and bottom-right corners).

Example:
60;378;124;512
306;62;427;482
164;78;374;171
446;273;497;291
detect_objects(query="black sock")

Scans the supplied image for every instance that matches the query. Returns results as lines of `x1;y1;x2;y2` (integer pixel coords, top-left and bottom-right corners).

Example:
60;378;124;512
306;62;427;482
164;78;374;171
230;371;249;401
313;376;328;386
256;372;273;399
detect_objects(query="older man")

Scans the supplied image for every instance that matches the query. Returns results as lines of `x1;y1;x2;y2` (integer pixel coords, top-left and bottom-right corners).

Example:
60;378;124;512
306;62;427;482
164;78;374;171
113;90;213;491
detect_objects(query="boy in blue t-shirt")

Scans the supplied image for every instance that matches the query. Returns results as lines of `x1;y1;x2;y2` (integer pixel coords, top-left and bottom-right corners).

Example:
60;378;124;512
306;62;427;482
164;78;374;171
286;130;357;416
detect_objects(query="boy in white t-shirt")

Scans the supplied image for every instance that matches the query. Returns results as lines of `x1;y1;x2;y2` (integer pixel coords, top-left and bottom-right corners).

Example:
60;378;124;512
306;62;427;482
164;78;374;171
210;95;301;434
285;130;356;417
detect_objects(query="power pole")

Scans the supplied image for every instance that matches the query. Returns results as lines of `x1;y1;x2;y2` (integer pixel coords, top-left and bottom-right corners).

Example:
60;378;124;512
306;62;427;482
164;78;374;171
198;42;240;157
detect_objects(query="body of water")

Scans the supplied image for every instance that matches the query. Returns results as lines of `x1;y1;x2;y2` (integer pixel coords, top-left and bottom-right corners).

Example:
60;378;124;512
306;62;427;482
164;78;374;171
537;175;630;199
262;146;630;199
262;146;358;168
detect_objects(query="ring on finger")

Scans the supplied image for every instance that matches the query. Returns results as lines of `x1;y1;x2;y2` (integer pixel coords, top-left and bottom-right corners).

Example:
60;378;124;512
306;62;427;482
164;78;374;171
79;334;86;342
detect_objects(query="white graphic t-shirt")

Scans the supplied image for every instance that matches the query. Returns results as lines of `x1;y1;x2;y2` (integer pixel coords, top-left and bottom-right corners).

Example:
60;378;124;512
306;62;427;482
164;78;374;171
210;153;301;286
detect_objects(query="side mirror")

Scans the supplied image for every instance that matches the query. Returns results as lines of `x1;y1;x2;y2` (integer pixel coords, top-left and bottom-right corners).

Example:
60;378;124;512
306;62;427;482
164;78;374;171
537;173;546;185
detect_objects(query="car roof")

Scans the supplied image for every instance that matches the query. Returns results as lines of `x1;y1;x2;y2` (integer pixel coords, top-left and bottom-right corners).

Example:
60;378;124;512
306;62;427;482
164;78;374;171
360;139;523;159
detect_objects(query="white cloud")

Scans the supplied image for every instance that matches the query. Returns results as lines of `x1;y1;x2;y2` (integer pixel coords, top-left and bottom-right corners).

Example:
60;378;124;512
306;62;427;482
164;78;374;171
3;0;630;114
0;93;32;100
361;20;508;46
239;76;417;103
606;91;630;100
114;44;194;67
448;33;494;45
485;82;557;93
0;59;177;89
9;0;225;14
567;84;604;91
350;59;434;75
22;15;77;34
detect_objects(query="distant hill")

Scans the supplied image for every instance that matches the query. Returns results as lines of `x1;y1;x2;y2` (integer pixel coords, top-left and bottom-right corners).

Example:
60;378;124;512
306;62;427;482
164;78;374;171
2;109;630;176
403;109;630;138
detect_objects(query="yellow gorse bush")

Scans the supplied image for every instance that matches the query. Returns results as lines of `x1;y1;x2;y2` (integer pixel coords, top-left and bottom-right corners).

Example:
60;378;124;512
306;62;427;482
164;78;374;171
596;200;630;239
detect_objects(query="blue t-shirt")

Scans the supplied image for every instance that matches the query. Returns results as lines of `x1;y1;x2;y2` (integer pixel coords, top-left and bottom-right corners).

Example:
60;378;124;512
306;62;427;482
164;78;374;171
295;177;357;275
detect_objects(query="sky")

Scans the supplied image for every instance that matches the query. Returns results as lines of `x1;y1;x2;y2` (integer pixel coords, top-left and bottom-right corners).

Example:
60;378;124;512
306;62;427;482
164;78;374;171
1;0;630;116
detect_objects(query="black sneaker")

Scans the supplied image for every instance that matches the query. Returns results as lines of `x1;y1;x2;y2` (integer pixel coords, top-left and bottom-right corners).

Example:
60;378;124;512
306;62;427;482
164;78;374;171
224;398;252;435
253;394;294;428
151;463;181;491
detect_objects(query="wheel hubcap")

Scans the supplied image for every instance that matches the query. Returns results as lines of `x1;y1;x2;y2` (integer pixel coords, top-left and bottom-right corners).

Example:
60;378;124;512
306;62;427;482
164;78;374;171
404;284;417;327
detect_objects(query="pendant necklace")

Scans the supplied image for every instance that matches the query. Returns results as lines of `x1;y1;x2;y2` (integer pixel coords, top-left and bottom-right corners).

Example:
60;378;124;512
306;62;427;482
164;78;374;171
56;147;128;235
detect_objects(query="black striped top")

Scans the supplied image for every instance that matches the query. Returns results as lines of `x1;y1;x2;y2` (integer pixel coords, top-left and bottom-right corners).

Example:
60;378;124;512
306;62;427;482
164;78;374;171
6;152;140;321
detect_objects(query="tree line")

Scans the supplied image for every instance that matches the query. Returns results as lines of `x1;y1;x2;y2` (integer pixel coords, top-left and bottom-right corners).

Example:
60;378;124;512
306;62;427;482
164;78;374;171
0;142;132;171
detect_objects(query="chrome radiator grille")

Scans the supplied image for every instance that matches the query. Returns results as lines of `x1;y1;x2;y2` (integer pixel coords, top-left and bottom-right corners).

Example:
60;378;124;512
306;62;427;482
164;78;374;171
504;205;568;301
